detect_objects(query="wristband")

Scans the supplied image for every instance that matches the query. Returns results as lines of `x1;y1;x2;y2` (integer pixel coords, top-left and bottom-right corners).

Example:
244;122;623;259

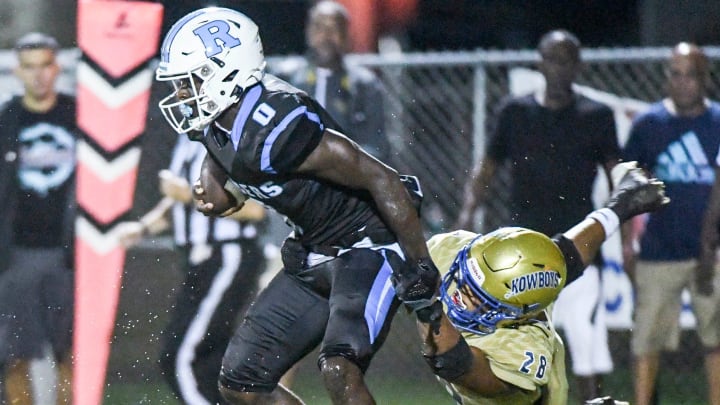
586;208;620;239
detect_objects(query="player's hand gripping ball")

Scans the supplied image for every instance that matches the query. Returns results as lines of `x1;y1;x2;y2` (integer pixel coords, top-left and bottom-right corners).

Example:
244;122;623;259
193;156;247;217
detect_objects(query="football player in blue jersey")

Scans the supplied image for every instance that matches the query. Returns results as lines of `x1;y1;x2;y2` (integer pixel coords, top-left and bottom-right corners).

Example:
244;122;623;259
156;7;441;405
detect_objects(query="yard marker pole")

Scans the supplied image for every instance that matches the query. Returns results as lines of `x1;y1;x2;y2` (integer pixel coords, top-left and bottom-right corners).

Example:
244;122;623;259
74;1;162;404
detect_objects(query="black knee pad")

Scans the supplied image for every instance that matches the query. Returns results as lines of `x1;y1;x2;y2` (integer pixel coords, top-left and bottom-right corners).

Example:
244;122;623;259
218;365;277;394
318;344;370;374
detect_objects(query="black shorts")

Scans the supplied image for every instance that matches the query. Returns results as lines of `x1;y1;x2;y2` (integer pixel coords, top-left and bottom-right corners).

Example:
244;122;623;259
0;247;74;363
219;245;407;392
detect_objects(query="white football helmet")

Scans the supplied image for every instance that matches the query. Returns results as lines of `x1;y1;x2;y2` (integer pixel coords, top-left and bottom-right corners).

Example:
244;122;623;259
156;7;266;134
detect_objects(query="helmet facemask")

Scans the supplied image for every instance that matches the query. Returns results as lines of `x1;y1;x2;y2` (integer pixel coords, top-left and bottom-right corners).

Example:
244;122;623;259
440;229;566;335
157;62;221;134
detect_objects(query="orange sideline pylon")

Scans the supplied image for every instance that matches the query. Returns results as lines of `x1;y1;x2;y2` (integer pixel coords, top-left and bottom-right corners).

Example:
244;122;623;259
74;1;162;404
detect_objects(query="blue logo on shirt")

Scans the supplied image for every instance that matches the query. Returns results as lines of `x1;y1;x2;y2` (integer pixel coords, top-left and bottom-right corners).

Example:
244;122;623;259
655;132;715;184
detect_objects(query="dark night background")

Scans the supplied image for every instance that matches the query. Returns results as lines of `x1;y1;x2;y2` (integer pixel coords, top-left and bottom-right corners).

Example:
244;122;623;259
3;1;719;54
155;0;718;54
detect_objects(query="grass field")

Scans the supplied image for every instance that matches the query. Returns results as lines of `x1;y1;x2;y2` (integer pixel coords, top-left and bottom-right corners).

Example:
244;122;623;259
103;376;454;404
103;381;454;404
103;366;708;405
107;256;711;404
102;322;711;404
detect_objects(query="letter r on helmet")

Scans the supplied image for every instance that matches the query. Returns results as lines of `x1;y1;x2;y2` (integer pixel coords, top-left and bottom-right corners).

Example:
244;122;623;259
193;20;241;57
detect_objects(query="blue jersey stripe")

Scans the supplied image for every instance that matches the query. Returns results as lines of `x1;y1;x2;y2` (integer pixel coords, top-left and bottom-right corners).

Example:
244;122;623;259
261;106;323;173
364;252;395;344
231;85;262;150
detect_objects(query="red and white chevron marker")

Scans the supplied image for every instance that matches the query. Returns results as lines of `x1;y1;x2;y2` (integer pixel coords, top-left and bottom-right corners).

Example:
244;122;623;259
75;1;162;404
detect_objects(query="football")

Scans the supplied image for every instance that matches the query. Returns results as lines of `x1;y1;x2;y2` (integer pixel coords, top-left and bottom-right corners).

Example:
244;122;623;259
196;156;244;216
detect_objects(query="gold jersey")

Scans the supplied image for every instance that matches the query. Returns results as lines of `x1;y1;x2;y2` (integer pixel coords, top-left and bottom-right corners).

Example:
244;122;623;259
428;230;569;405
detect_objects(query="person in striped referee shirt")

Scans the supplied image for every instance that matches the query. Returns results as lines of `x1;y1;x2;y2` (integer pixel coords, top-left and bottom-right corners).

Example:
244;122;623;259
117;133;269;405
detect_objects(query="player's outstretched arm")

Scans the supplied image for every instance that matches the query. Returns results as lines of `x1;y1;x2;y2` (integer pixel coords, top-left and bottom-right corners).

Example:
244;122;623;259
563;161;669;271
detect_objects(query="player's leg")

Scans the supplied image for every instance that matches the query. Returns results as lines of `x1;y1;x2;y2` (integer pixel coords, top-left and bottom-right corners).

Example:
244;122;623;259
219;269;329;404
320;357;374;405
191;241;266;402
319;247;403;404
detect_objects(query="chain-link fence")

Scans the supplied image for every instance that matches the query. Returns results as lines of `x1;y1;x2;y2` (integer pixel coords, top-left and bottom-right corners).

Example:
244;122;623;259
325;48;720;235
2;46;719;403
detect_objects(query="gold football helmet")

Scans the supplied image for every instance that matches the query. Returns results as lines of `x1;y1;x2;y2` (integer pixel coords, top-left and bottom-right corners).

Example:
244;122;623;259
440;227;567;334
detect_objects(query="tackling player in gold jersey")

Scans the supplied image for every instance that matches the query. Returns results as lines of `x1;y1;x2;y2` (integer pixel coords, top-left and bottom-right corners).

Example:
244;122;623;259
414;162;669;404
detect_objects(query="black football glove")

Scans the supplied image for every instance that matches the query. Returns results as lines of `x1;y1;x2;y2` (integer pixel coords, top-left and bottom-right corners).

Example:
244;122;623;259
392;257;444;334
606;161;670;222
391;257;441;310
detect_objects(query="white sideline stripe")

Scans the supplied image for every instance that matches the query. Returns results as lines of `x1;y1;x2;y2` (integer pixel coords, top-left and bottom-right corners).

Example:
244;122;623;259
77;141;141;181
176;244;242;404
76;61;154;108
